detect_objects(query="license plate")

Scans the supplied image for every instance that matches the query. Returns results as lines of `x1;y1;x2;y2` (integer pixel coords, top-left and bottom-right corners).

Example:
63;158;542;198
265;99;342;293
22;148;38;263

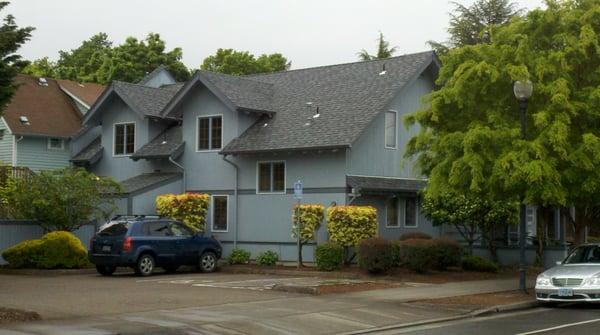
102;245;111;252
558;288;573;297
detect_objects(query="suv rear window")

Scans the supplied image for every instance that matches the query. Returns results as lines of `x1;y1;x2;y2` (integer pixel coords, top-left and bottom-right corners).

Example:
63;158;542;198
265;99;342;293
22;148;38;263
98;222;129;236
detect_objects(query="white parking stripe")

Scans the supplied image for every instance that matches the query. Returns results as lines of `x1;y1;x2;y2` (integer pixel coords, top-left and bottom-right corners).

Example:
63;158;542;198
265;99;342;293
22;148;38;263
515;318;600;335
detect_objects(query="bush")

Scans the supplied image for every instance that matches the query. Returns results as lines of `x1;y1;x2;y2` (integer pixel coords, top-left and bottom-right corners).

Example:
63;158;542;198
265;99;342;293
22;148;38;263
399;232;432;241
256;250;279;266
227;248;251;265
462;255;500;273
156;193;209;232
431;238;462;270
396;239;436;273
327;206;377;248
358;237;394;274
292;204;325;266
315;243;344;271
2;231;89;269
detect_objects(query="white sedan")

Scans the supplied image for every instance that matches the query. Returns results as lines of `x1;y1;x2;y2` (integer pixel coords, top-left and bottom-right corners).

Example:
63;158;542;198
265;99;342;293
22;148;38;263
536;244;600;303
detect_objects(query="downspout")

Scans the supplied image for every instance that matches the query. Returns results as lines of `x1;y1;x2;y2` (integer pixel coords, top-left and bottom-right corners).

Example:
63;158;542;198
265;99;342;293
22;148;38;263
12;136;23;166
223;154;239;248
168;156;186;192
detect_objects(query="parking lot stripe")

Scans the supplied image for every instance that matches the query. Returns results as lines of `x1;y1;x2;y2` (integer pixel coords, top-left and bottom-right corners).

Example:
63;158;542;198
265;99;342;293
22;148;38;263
514;318;600;335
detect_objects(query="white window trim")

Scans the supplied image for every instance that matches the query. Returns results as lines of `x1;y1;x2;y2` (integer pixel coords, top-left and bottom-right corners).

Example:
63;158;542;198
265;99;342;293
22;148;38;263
384;110;398;150
211;194;229;233
47;137;65;150
196;114;224;152
256;160;287;195
112;122;136;157
385;197;401;229
403;197;419;228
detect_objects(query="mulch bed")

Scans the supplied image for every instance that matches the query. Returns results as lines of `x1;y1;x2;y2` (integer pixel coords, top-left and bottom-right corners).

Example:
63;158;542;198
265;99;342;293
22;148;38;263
0;307;41;324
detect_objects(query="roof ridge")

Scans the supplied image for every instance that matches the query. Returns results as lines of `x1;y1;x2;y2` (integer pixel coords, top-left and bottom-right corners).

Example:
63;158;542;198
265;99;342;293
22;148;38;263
113;80;177;91
197;69;274;87
244;50;435;78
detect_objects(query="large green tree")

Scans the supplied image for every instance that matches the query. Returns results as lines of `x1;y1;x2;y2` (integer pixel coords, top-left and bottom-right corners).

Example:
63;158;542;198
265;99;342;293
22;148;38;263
26;33;190;84
0;168;121;232
0;1;33;115
406;0;600;245
358;32;397;61
429;0;523;54
201;48;290;75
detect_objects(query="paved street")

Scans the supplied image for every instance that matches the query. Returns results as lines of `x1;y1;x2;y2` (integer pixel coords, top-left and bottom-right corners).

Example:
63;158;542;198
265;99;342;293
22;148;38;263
0;272;527;334
377;305;600;335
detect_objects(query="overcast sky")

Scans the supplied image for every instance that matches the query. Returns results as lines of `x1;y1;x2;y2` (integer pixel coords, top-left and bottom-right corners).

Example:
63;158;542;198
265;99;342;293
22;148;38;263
10;0;544;70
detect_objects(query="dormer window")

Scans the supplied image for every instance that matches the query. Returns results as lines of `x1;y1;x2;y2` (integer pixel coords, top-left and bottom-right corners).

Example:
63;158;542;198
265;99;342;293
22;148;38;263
384;110;397;149
197;115;222;151
114;122;135;156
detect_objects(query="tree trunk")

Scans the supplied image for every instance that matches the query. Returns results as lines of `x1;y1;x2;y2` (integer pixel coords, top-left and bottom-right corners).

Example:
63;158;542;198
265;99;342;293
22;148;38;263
573;206;591;246
298;242;303;267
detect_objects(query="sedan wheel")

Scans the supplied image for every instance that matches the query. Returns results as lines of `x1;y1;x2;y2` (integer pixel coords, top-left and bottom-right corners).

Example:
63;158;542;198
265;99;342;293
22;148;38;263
135;254;155;276
199;252;217;273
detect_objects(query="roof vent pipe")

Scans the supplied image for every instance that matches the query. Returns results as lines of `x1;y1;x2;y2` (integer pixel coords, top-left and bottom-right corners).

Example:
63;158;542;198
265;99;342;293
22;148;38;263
379;63;387;76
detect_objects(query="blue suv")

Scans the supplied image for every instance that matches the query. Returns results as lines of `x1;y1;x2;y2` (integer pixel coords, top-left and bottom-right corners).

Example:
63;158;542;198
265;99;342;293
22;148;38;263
89;216;222;276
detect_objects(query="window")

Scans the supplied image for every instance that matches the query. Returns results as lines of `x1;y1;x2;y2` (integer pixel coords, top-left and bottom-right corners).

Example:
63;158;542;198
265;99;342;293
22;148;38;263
197;116;222;151
0;129;4;140
169;222;193;237
386;197;399;228
257;162;285;193
385;111;397;148
47;138;64;150
404;198;418;228
114;123;135;156
212;195;228;232
146;221;171;237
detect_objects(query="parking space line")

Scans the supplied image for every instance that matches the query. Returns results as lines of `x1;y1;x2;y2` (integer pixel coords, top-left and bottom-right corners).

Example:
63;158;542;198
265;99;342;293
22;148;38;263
514;318;600;335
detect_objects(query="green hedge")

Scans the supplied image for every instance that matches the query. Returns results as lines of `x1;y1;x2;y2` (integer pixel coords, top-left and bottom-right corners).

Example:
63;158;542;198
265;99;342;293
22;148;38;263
256;250;279;266
327;206;377;248
358;237;394;274
227;248;251;265
315;243;344;271
431;238;462;270
462;255;500;273
2;231;89;269
396;238;436;273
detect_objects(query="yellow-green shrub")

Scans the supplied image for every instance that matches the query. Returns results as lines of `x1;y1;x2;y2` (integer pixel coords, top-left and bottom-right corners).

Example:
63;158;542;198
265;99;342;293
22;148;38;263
156;193;209;232
292;204;325;242
327;206;377;247
2;231;89;269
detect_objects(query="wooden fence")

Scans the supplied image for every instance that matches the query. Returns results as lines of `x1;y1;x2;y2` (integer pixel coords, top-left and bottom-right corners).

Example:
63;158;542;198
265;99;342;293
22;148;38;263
0;166;33;186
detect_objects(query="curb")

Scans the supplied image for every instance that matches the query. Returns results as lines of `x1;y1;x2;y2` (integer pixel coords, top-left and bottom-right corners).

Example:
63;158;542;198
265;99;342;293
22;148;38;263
0;267;99;276
338;300;540;335
220;266;363;279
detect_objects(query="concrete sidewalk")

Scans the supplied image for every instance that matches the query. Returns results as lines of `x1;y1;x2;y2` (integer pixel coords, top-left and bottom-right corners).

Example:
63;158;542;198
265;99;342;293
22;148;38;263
1;278;531;335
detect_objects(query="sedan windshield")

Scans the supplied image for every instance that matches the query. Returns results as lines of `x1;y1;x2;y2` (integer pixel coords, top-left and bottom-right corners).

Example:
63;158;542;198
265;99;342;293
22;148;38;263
564;245;600;264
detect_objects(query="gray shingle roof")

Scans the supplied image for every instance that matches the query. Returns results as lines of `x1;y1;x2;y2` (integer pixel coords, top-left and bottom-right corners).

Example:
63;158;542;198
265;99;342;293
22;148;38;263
347;175;427;192
71;137;103;165
119;172;182;194
221;51;437;154
131;126;184;160
200;71;274;113
113;81;184;118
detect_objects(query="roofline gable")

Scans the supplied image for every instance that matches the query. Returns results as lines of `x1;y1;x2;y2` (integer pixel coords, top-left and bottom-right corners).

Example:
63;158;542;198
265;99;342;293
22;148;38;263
138;65;177;86
82;83;147;125
58;85;91;110
161;71;239;118
349;51;439;148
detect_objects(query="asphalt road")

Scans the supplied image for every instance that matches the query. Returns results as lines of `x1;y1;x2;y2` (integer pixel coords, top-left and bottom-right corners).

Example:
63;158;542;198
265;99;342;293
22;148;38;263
382;304;600;335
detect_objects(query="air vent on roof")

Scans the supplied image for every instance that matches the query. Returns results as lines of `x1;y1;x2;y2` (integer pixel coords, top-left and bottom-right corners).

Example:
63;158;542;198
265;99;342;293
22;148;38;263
38;77;48;86
312;106;320;119
379;63;387;76
19;116;30;125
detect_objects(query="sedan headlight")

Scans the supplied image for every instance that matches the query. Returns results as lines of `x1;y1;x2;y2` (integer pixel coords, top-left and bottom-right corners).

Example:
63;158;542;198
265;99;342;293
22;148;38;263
536;275;551;287
584;276;600;286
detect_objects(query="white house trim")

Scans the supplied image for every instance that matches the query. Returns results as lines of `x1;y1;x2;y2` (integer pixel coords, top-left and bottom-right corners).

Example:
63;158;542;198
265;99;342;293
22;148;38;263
195;114;224;153
211;194;229;233
256;160;287;195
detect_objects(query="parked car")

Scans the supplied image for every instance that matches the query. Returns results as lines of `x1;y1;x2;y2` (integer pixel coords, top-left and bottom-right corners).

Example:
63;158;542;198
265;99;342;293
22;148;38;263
89;216;222;276
535;244;600;303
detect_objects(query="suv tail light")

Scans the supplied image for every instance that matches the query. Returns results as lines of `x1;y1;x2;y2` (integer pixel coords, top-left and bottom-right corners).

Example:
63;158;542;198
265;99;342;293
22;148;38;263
122;237;133;252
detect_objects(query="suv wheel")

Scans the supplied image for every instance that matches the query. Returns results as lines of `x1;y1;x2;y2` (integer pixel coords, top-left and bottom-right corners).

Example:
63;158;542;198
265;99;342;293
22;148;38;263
96;265;116;276
135;254;155;276
199;252;217;273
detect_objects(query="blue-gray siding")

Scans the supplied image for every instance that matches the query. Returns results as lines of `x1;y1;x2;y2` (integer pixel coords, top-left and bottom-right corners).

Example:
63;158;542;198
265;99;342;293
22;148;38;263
16;136;71;171
0;118;13;165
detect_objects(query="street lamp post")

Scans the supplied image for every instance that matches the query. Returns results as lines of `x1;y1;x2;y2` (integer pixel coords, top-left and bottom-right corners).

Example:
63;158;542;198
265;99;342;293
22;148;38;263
514;80;533;293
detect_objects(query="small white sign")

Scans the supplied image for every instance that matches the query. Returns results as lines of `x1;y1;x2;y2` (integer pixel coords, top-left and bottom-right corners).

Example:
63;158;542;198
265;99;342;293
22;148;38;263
293;180;303;200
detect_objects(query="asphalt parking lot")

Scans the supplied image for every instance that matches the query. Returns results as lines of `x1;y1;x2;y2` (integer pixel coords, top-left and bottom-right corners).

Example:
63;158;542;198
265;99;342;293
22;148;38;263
0;270;294;319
